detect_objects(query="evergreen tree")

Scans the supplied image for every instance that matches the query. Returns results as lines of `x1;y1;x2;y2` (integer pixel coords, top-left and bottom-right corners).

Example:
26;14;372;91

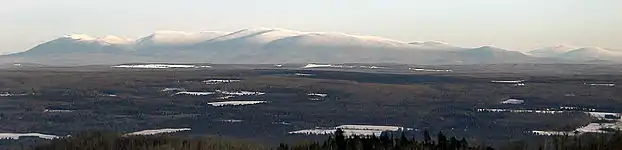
335;128;346;150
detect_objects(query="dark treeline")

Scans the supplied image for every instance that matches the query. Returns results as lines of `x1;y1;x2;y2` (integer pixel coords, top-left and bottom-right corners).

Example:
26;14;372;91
22;130;622;150
278;129;491;150
29;132;264;150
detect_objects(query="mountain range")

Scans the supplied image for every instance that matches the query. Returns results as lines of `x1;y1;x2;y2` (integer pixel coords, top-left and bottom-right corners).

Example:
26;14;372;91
1;27;620;66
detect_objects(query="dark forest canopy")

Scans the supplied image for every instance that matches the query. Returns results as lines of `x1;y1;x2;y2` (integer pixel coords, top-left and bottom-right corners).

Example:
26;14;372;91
13;130;622;150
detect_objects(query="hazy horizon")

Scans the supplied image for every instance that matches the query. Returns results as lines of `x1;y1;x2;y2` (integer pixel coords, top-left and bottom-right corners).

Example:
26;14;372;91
2;0;620;53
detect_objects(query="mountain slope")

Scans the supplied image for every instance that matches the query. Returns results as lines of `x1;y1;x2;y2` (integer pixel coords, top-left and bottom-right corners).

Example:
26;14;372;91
2;28;618;65
528;45;576;57
558;47;622;61
435;46;541;64
11;34;133;57
135;31;228;51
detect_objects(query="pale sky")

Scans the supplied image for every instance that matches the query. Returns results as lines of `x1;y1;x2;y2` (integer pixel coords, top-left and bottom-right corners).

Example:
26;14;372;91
1;0;620;53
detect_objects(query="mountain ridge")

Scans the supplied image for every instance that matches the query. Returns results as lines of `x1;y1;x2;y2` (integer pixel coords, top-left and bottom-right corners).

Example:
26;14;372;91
1;27;619;66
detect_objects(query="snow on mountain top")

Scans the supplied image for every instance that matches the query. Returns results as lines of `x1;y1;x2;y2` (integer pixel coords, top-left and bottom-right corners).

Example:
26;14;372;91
98;35;133;44
528;45;577;57
62;34;133;45
266;32;411;48
208;27;307;43
410;41;449;45
409;41;461;50
139;30;228;46
64;34;96;41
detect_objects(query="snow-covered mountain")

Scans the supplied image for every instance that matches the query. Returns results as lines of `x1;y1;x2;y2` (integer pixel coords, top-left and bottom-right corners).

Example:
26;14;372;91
527;45;576;57
10;34;133;57
558;47;622;61
135;31;228;50
527;46;622;62
1;28;618;65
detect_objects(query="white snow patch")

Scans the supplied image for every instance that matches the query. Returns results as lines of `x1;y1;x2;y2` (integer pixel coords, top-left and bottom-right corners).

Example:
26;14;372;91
161;88;186;92
491;80;525;83
294;73;314;76
44;109;75;113
336;125;404;131
207;101;268;107
501;99;525;104
585;83;615;87
303;64;333;68
289;125;405;136
409;68;452;72
0;92;29;97
0;93;15;97
477;108;567;114
65;34;96;41
308;93;328;97
0;133;60;140
575;123;622;133
216;90;265;96
586;112;621;120
560;106;579;110
113;64;211;69
125;128;191;136
203;79;241;84
175;91;215;96
302;64;356;69
359;66;385;69
531;131;577;136
220;119;243;123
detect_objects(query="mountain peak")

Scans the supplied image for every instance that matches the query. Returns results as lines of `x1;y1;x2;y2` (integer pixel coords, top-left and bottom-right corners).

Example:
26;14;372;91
98;35;133;45
64;34;96;41
475;46;504;50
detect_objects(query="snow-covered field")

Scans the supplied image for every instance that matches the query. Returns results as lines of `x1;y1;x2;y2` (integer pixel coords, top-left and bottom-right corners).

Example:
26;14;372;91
477;108;567;114
113;64;211;69
302;63;380;69
44;109;75;113
359;65;385;69
162;88;186;92
203;79;241;84
409;68;453;72
585;112;621;120
302;64;333;68
532;111;622;136
207;101;268;107
0;93;14;97
216;90;265;96
219;119;243;123
531;131;577;136
289;125;406;136
491;80;525;83
175;91;215;96
0;92;29;97
294;73;314;76
308;93;328;97
336;125;404;131
125;128;191;136
501;99;525;104
585;83;616;87
0;133;59;140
